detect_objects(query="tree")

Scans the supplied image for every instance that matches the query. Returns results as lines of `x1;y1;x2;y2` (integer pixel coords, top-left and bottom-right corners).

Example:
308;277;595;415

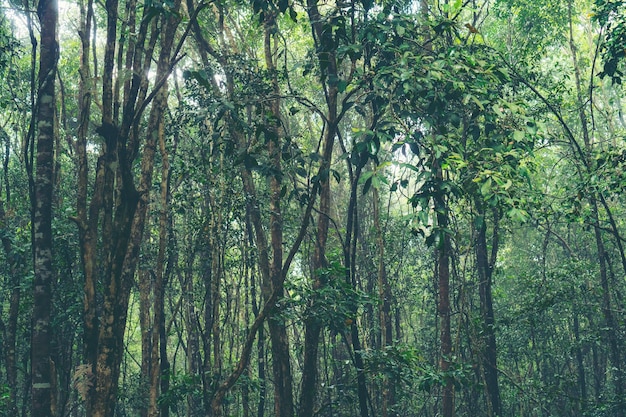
30;0;58;414
71;0;185;414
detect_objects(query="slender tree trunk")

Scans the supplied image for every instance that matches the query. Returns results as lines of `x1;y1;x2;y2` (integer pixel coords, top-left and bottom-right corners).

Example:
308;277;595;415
566;2;625;412
247;216;266;417
0;196;22;416
342;164;370;417
435;167;453;417
256;324;267;417
31;0;58;414
210;214;222;384
592;207;624;415
264;19;294;417
139;270;153;417
183;248;202;417
438;229;453;417
299;139;334;417
299;1;341;413
573;312;587;412
475;207;501;417
155;108;174;417
373;187;395;417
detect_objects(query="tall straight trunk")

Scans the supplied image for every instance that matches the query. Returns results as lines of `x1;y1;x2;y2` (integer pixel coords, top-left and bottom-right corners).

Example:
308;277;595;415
256;324;266;417
31;81;55;414
435;167;453;417
31;0;58;414
210;209;222;384
247;215;266;417
373;187;395;417
264;18;294;417
343;164;370;417
474;207;500;417
143;11;181;417
75;0;98;395
155;108;174;417
183;248;203;417
298;126;334;417
438;227;453;417
298;0;341;414
573;313;587;411
592;205;624;414
139;269;153;417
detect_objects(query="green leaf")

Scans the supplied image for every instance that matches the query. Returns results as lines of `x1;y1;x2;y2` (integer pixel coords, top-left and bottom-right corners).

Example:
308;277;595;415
480;178;492;196
362;177;372;195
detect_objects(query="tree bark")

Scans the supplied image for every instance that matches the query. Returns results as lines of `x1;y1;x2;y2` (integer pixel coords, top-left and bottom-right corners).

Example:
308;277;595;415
264;16;294;417
155;104;174;417
139;270;153;417
76;0;183;413
299;1;341;414
342;163;370;417
474;207;501;417
373;187;396;417
31;0;58;414
435;167;453;417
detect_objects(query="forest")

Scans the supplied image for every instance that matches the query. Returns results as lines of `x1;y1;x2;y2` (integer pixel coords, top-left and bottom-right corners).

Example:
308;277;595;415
1;0;626;416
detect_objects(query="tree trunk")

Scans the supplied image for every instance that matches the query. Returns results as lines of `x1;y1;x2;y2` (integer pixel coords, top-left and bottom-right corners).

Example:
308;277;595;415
139;270;153;417
592;208;625;416
264;19;294;417
77;0;182;412
475;208;501;417
573;312;587;412
0;194;22;416
438;230;453;417
343;164;370;417
155;109;175;417
246;214;267;417
31;0;58;414
435;167;453;417
372;187;395;416
183;248;203;417
298;1;341;413
566;2;625;411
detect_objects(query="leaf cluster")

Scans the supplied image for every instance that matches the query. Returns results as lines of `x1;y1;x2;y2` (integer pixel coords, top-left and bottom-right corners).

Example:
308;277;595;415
595;0;626;83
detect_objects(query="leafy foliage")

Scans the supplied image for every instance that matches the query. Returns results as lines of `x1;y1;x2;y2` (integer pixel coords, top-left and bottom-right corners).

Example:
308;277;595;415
595;0;626;82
